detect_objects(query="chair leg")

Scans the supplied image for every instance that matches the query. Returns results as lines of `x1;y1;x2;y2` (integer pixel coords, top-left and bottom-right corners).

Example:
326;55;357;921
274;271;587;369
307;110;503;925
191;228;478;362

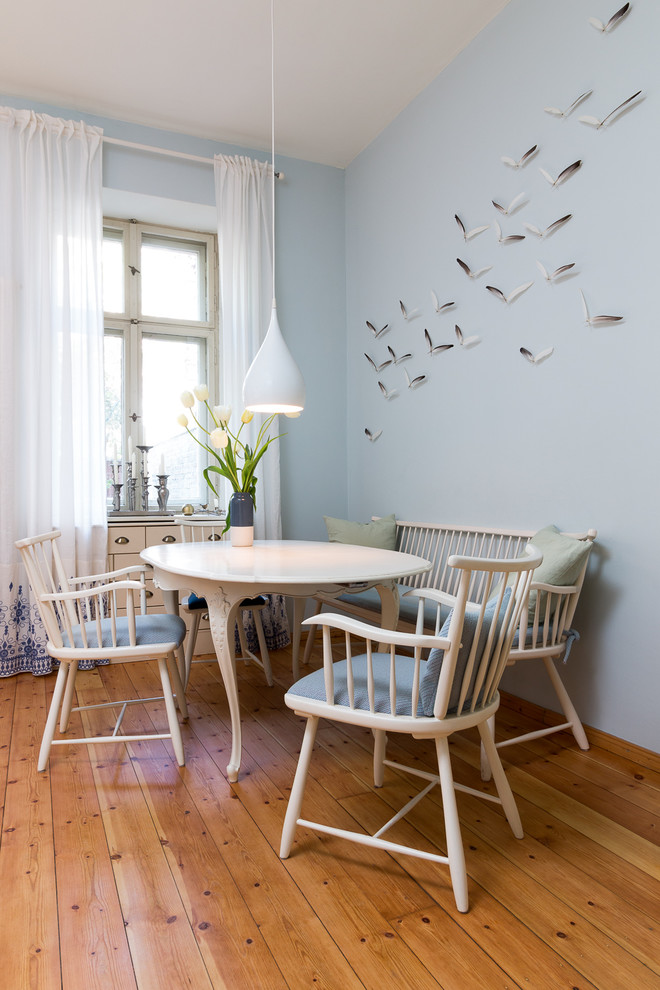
253;610;273;686
478;722;523;839
280;716;319;858
373;729;388;787
480;714;496;782
184;611;202;688
168;655;188;720
543;656;590;750
158;656;185;767
435;736;469;913
302;600;323;667
39;662;71;771
59;658;80;732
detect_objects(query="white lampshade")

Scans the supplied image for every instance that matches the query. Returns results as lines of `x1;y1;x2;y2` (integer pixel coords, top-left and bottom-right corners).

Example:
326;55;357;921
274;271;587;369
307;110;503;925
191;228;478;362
243;302;305;413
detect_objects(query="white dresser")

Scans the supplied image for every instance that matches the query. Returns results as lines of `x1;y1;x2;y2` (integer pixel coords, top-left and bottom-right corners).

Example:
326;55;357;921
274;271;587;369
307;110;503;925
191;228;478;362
107;517;214;655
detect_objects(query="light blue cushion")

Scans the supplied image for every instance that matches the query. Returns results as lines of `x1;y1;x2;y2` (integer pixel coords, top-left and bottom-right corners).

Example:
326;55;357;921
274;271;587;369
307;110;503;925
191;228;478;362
324;513;397;550
72;613;186;649
332;583;449;629
288;653;426;716
420;588;512;716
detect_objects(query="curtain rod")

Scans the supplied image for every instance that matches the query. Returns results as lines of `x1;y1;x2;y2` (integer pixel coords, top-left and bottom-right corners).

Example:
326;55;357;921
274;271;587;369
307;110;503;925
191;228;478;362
103;135;283;178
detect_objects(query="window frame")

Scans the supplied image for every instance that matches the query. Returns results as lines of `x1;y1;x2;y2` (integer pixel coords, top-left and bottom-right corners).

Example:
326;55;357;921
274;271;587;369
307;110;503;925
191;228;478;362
104;217;219;511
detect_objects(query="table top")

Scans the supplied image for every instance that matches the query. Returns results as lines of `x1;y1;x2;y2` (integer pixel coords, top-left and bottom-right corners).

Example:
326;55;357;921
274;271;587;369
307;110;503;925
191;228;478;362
141;539;431;588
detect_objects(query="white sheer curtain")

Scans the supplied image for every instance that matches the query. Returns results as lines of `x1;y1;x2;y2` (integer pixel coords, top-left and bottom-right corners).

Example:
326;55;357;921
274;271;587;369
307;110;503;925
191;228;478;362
0;107;107;676
214;154;282;539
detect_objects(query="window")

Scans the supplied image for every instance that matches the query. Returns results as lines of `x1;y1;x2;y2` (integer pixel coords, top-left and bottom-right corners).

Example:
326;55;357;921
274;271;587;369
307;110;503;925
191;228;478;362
103;219;217;511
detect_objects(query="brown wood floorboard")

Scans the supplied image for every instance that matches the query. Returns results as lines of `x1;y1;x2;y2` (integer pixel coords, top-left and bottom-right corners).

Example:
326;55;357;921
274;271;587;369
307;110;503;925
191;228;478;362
0;643;658;990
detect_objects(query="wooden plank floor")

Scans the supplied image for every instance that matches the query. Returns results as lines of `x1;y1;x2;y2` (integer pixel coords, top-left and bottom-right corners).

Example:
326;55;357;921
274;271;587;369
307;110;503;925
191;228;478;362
0;644;658;990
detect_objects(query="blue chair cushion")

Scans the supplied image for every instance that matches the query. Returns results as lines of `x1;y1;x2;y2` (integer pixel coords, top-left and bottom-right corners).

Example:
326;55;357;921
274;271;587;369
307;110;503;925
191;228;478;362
332;583;446;628
420;588;512;716
185;592;267;610
287;653;426;716
72;613;186;649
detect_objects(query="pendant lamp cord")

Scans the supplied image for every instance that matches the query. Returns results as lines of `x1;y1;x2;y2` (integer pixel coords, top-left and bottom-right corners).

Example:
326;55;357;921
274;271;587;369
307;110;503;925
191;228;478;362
271;0;276;302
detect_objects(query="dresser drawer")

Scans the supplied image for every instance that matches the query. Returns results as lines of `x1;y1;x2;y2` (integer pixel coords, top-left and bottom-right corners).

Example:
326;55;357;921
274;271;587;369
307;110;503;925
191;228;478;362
146;525;181;548
107;526;147;555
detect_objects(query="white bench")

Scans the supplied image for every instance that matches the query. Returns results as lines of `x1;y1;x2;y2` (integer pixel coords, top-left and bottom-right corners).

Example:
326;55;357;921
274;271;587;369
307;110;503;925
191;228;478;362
302;520;597;763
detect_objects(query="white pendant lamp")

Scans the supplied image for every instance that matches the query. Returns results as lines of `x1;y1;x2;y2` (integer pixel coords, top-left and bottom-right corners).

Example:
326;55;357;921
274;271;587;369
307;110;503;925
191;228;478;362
243;0;305;414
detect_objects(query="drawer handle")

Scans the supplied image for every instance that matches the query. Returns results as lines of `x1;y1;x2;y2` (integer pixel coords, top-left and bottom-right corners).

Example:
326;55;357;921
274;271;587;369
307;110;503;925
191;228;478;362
114;536;130;545
208;533;222;541
162;535;176;543
145;589;154;599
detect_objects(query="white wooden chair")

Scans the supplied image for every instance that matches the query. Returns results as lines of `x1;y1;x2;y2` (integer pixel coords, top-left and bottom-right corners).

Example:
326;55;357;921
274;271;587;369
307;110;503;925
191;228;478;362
175;517;271;688
280;546;542;913
15;530;189;770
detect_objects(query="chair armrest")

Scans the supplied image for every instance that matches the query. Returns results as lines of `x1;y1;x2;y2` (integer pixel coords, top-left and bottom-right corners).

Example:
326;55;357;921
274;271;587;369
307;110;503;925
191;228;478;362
529;580;578;594
70;564;148;584
43;579;145;602
403;586;458;609
302;612;450;652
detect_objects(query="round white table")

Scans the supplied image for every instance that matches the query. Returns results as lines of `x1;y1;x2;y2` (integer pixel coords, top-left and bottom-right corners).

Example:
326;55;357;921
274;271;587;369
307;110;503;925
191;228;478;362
141;540;431;780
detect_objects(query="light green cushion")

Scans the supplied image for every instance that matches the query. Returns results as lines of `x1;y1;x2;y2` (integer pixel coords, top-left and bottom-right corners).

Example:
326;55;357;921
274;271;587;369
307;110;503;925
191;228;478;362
323;513;397;550
526;525;592;613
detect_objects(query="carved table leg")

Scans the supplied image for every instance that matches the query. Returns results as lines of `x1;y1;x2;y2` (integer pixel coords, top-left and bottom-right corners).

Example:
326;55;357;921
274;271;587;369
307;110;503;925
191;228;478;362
205;587;243;782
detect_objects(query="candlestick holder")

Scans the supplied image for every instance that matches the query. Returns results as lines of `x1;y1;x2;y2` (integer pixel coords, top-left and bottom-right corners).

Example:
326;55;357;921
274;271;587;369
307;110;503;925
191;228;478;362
155;475;170;513
127;476;137;512
111;483;123;512
137;445;152;512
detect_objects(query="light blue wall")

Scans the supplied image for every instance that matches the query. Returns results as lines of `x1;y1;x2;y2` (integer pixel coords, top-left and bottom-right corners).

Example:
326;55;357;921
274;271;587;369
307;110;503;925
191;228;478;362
1;94;348;541
345;0;659;751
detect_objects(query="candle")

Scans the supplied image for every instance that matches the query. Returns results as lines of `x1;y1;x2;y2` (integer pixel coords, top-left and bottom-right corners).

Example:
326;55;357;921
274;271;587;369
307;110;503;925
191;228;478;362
131;452;137;475
128;436;134;460
158;454;165;476
113;444;118;483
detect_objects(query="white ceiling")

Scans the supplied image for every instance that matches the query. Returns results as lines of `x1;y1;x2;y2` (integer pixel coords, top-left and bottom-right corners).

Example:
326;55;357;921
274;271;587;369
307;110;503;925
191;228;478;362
0;0;510;168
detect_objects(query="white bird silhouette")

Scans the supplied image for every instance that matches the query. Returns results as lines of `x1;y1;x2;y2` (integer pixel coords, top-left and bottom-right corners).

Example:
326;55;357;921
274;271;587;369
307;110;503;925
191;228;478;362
386;345;411;365
588;3;630;32
364;352;392;372
524;214;572;238
539;160;582;187
579;290;623;326
378;380;398;400
455;324;481;348
536;261;575;282
544;91;593;118
486;282;534;304
501;145;538;169
492;192;526;216
364;427;382;442
400;300;421;321
430;290;455;313
404;368;427;389
456;257;492;279
424;329;454;355
520;347;554;365
454;214;489;241
579;90;641;129
495;221;525;245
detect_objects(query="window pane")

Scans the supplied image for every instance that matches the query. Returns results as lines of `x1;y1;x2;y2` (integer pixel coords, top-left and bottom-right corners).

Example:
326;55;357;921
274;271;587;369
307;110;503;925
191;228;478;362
103;229;125;313
104;333;124;493
141;335;208;505
140;235;206;321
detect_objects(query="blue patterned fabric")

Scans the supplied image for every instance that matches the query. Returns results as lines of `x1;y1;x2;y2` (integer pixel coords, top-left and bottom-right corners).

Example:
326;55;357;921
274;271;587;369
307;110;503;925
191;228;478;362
0;580;51;676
